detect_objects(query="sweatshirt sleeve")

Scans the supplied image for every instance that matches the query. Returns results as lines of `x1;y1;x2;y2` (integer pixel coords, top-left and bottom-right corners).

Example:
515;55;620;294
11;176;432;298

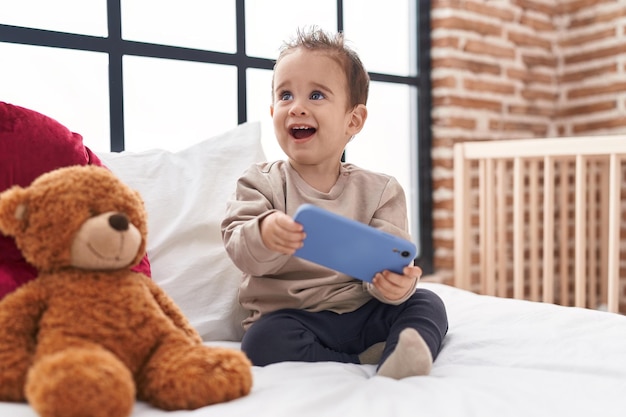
369;176;411;240
221;163;292;276
365;176;417;304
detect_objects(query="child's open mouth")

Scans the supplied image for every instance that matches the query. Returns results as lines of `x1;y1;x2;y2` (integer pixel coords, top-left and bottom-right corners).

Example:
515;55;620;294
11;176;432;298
291;126;316;140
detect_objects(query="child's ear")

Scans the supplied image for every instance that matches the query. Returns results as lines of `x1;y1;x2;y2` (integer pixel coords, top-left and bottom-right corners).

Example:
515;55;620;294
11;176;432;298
0;186;29;237
270;104;274;117
347;104;367;135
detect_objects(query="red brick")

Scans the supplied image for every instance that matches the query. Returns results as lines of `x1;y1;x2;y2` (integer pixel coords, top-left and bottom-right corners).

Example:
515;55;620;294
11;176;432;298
560;27;617;48
433;199;454;212
507;68;554;84
567;82;626;100
559;63;617;83
522;54;558;68
558;101;617;117
520;88;558;101
432;36;460;49
572;116;626;133
432;176;453;190
433;95;502;112
513;0;557;16
431;16;502;36
433;217;454;230
464;78;516;95
431;0;462;9
432;76;457;89
508;104;555;117
465;1;516;21
431;157;454;171
520;14;555;31
564;43;626;65
508;30;553;50
489;120;549;136
431;136;455;148
464;39;516;59
433;116;477;130
568;7;626;28
560;0;614;14
432;57;501;75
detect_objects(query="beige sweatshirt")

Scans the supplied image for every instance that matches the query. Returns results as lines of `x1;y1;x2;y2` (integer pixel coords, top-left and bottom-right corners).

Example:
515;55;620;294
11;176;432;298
221;160;415;329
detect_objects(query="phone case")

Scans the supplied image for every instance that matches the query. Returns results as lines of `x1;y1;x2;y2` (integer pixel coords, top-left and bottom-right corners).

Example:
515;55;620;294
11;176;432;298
292;204;416;282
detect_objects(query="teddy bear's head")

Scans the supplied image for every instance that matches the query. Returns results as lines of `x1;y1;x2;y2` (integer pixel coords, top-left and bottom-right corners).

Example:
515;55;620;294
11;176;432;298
0;165;147;272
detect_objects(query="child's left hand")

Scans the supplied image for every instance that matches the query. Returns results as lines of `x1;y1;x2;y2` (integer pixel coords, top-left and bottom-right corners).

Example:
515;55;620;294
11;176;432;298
372;265;422;301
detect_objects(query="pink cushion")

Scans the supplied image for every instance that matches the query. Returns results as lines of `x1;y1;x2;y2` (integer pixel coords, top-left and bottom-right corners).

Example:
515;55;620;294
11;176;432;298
0;102;151;299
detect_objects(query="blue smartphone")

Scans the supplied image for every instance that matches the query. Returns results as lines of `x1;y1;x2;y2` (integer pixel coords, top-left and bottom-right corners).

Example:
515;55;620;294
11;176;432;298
292;204;416;282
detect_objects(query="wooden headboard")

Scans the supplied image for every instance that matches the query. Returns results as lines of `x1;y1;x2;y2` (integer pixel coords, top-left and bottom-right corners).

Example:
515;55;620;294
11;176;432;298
453;136;626;313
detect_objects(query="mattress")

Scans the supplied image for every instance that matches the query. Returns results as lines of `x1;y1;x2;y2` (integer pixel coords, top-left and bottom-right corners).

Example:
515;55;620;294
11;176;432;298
4;282;626;417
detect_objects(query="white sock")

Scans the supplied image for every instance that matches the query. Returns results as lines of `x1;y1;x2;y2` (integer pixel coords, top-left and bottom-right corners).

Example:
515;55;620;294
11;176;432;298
377;328;432;379
358;342;386;365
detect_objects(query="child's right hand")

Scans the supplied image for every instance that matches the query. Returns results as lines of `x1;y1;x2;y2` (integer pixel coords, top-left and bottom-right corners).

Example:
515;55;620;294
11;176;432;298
260;211;306;255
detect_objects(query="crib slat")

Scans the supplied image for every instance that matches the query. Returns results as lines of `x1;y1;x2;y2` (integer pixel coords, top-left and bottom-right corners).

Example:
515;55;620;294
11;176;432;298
607;154;621;313
496;161;507;298
480;159;496;296
599;162;610;306
529;160;539;301
559;161;569;306
513;158;524;299
454;144;471;290
543;156;555;304
588;163;598;309
479;159;486;293
575;155;587;308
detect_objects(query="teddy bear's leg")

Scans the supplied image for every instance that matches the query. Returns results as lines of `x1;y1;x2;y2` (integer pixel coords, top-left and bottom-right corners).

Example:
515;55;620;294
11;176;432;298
0;347;31;402
25;347;135;417
137;339;253;410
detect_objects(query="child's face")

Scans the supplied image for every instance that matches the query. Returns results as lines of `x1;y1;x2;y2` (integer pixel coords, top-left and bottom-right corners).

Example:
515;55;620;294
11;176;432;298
270;48;366;173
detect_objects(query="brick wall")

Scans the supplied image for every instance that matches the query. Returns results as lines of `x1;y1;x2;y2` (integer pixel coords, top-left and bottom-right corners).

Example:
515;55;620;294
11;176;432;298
430;0;626;308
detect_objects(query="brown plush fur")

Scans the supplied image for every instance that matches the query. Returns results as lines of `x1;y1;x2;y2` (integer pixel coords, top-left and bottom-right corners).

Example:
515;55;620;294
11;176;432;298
0;166;252;417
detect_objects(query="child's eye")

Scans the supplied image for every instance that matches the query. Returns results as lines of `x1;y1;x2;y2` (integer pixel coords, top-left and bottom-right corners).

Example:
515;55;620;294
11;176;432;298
279;91;293;101
310;91;325;100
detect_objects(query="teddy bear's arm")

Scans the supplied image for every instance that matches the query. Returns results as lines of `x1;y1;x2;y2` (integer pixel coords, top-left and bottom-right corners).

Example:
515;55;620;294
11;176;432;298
0;284;46;401
140;275;203;344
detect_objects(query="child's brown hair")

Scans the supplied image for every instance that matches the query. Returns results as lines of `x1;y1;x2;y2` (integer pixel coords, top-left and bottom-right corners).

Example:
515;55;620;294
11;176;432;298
272;26;370;109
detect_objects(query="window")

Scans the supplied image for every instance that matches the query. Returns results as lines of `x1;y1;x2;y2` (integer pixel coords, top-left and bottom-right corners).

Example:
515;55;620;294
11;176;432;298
0;0;433;272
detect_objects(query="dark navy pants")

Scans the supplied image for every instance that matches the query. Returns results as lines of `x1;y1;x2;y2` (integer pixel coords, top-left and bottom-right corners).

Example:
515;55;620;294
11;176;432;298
241;288;448;367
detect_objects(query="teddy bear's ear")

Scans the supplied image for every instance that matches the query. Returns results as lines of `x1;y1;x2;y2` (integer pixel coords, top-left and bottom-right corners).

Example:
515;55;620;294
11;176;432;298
135;190;145;205
0;186;29;237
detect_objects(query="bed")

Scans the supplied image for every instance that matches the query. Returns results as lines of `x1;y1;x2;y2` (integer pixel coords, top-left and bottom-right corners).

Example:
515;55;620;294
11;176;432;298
3;125;626;417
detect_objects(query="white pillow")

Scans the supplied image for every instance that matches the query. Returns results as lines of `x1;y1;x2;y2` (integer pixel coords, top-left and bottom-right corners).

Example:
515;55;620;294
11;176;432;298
97;121;265;341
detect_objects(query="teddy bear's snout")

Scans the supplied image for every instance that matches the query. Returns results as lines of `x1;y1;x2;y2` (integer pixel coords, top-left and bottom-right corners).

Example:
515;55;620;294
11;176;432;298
70;210;143;270
108;213;129;232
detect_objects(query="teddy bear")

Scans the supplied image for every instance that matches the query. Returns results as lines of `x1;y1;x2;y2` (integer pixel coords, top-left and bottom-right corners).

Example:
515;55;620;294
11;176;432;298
0;165;253;417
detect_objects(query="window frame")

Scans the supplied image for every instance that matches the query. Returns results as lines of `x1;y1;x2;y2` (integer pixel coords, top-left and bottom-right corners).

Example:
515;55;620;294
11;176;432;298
0;0;433;273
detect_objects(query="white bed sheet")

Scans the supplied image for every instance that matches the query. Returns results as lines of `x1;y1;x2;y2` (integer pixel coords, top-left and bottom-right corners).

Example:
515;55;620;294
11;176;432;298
4;282;626;417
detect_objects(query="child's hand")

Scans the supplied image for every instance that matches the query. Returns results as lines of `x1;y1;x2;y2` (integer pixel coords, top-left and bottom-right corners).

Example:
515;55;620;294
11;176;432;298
260;211;306;255
372;265;422;301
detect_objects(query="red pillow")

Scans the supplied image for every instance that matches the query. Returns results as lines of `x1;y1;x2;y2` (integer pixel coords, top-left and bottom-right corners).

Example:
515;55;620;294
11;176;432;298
0;102;151;299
